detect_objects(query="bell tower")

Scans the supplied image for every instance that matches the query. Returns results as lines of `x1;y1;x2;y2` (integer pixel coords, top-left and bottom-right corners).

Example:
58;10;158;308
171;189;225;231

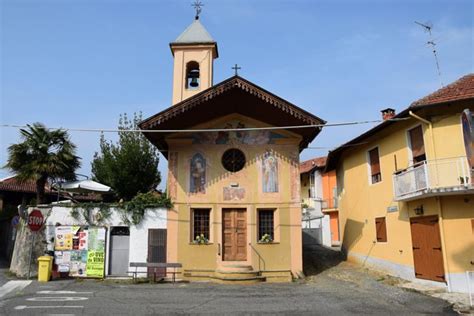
170;11;218;105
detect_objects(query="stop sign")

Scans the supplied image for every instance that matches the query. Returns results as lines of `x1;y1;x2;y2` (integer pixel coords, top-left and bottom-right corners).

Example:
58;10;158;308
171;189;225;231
28;209;44;232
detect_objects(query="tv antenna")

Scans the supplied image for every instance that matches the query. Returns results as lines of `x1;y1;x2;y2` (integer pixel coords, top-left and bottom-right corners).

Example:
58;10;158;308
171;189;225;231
415;21;443;87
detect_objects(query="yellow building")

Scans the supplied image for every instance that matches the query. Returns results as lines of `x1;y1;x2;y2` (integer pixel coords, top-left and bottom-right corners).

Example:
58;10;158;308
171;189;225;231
326;74;474;293
139;14;325;283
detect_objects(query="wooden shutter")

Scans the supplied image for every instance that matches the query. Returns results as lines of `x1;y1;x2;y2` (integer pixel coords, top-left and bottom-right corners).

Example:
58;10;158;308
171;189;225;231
409;126;425;161
375;217;387;242
369;148;381;175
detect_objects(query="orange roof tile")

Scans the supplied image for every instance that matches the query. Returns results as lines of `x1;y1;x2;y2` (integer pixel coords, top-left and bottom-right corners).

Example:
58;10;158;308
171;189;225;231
300;156;327;174
411;73;474;107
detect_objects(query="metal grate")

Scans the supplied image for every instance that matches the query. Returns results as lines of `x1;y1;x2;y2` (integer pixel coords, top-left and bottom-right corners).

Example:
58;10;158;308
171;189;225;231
258;210;274;240
221;149;246;172
193;209;210;240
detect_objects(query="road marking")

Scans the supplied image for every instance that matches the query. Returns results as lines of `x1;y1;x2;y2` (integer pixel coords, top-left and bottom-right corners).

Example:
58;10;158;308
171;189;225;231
0;280;32;298
27;296;89;301
37;291;93;294
15;305;83;310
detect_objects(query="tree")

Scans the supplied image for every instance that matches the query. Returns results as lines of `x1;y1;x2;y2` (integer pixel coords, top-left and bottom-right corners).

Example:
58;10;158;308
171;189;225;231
5;123;81;204
91;113;161;201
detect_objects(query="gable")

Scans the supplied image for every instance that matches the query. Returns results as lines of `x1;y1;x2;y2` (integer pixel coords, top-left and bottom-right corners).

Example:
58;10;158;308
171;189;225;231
140;76;325;158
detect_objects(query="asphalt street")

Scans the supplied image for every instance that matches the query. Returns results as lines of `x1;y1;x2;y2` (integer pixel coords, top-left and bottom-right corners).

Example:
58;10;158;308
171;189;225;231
0;269;456;315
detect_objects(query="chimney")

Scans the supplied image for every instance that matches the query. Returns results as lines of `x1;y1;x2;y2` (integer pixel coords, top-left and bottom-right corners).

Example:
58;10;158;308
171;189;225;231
381;108;396;121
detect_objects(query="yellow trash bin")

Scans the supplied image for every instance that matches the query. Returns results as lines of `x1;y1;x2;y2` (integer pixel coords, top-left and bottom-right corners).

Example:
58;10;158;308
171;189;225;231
38;256;53;282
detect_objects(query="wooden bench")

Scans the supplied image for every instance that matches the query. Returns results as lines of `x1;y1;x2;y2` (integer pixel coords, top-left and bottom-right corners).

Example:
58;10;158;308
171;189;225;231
129;262;182;283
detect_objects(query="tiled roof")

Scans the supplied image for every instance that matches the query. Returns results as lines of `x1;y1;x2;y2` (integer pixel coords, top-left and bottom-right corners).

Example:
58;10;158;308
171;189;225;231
300;156;327;174
411;74;474;107
0;176;52;194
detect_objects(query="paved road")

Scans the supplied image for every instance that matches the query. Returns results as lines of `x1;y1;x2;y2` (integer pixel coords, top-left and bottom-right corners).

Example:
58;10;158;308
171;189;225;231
0;271;455;315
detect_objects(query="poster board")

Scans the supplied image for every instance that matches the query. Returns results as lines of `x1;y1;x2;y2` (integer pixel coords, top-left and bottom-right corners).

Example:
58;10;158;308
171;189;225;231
53;226;106;278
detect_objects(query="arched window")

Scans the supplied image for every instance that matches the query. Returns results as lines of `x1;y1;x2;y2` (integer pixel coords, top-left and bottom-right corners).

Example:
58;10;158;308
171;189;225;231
186;61;200;89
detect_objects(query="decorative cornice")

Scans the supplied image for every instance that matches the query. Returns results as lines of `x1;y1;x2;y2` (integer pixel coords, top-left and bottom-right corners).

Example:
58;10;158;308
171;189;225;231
140;76;324;130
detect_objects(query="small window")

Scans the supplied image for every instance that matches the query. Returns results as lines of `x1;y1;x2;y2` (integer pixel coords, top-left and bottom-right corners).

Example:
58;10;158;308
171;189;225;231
368;147;382;184
222;148;246;172
258;210;274;242
375;217;387;242
408;125;426;164
186;61;200;90
192;209;210;241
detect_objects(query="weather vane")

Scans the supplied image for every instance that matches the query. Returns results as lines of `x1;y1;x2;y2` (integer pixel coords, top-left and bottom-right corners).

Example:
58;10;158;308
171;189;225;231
232;64;241;76
192;0;204;20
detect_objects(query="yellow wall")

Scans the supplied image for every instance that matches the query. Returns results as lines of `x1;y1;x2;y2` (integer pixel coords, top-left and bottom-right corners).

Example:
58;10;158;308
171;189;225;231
337;103;474;280
171;45;216;105
166;114;303;279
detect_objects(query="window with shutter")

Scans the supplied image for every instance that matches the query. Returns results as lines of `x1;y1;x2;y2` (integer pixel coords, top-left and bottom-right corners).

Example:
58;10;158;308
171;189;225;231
368;147;382;184
375;217;387;242
408;126;426;164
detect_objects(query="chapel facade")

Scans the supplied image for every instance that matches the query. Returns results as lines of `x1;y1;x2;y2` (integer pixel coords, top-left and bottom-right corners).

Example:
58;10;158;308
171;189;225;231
140;14;325;283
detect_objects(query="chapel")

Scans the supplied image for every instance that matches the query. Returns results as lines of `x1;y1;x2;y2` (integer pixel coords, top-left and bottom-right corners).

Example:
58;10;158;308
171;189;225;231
139;10;325;282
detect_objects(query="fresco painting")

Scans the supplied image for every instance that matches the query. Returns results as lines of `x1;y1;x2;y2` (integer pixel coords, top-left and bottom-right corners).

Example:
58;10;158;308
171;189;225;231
192;121;285;145
190;153;206;193
223;187;245;201
262;151;278;193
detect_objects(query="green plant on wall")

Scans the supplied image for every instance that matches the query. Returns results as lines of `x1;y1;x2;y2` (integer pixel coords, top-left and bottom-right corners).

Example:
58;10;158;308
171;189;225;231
68;192;172;226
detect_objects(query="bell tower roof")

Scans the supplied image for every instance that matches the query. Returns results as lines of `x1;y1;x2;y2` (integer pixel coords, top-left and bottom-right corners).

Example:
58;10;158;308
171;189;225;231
172;19;216;45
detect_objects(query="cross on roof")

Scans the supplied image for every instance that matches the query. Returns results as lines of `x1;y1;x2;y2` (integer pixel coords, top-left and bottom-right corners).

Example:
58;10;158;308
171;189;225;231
192;0;204;19
232;64;241;76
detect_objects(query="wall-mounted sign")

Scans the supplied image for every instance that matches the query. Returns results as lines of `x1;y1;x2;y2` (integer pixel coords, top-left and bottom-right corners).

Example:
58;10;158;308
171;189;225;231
387;206;398;213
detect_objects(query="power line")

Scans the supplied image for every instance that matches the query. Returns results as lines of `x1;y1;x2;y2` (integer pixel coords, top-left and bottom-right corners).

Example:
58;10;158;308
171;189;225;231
0;117;409;134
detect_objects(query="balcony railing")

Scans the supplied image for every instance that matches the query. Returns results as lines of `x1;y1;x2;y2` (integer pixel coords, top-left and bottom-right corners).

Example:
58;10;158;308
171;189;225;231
321;198;338;210
393;156;473;201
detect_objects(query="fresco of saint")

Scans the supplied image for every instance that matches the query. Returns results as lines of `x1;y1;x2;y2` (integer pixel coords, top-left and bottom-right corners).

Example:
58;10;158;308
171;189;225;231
190;153;206;193
262;151;278;192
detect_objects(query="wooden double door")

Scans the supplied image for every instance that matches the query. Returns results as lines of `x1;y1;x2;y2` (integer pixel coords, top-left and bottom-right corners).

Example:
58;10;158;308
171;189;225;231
222;209;247;261
410;216;445;282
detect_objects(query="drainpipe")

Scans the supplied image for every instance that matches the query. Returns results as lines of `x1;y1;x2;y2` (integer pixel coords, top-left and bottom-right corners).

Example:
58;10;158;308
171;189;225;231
409;111;437;161
436;197;452;292
409;111;451;291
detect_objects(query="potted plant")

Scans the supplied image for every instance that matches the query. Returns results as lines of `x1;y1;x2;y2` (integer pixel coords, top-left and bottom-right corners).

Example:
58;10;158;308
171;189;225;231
259;233;273;243
193;234;209;244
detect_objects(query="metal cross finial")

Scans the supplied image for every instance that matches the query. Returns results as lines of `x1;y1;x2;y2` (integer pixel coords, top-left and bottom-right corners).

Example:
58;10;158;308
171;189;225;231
232;64;241;76
192;0;204;20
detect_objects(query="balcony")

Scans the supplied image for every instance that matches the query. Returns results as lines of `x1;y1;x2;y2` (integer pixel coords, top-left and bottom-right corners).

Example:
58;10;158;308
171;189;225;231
321;198;338;210
393;156;474;201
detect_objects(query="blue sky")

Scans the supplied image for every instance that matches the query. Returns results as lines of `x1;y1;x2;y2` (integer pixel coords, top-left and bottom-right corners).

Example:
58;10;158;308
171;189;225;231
1;0;473;189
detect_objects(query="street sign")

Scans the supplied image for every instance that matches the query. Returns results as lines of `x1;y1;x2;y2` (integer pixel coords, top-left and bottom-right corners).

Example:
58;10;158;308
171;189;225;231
27;209;44;232
11;215;20;227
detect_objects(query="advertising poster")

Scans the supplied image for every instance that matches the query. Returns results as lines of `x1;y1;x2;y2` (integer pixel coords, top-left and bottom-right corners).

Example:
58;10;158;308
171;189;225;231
88;227;105;251
78;231;88;250
70;250;88;277
55;226;73;250
54;250;71;272
86;251;105;278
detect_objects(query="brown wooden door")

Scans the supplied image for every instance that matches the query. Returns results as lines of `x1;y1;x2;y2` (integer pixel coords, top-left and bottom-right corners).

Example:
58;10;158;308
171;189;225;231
148;229;167;278
410;216;445;282
223;209;247;261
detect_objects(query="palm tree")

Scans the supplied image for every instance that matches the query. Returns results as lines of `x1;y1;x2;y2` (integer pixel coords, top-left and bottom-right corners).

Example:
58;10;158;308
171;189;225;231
5;123;81;204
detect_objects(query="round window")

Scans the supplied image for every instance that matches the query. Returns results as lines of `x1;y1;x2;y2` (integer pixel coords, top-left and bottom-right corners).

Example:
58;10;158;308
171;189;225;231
222;149;246;172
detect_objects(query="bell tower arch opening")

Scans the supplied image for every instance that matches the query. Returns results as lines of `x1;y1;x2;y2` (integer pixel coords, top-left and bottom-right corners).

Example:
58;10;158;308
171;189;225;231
186;61;200;90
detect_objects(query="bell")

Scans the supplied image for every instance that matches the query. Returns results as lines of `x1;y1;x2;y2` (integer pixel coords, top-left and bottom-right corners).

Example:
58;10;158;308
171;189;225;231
190;77;199;88
188;69;200;88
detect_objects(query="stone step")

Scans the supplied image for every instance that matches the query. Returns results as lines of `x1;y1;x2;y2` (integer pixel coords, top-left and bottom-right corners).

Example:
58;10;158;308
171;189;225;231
214;270;260;279
214;275;266;285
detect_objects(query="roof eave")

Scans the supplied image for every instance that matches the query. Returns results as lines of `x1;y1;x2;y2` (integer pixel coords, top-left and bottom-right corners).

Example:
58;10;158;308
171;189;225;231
169;42;219;58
